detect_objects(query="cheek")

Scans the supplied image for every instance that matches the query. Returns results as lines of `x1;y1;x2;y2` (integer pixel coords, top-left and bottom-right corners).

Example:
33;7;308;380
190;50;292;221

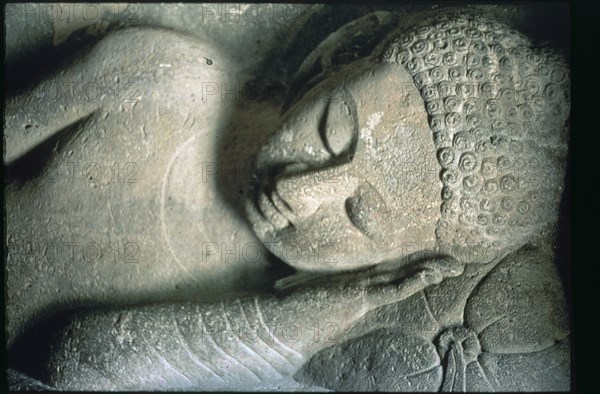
270;207;387;270
278;206;362;246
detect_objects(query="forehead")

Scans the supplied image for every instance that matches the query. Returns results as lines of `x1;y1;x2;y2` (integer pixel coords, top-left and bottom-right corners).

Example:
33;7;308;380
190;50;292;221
328;60;430;144
307;59;420;112
341;62;437;195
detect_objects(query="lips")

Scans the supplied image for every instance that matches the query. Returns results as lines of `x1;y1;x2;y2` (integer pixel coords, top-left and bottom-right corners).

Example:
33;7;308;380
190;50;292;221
251;168;294;232
257;192;288;230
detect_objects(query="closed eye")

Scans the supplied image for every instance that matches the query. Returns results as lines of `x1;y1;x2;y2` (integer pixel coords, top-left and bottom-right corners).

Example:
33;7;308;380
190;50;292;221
318;88;359;164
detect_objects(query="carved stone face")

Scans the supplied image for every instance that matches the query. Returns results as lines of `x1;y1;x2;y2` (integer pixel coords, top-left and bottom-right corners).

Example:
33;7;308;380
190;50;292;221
246;58;441;272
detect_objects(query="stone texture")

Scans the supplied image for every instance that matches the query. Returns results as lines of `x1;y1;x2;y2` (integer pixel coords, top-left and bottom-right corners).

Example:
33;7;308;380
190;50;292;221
296;246;570;391
6;3;570;391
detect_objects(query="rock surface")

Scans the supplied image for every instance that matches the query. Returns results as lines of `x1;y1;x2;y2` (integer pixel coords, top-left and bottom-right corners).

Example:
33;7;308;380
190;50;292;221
6;3;570;391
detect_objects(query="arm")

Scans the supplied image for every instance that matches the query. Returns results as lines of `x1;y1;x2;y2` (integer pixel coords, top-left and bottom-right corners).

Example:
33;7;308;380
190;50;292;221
34;255;462;390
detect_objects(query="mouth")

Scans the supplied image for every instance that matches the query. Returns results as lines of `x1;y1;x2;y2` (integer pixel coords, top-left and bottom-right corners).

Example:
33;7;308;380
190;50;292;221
250;167;295;232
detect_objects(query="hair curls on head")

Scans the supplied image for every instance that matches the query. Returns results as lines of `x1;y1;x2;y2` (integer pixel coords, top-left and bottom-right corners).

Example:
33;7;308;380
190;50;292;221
380;11;570;261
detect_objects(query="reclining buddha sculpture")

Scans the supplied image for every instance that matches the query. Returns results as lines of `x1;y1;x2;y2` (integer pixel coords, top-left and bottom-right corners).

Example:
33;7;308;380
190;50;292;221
6;7;570;391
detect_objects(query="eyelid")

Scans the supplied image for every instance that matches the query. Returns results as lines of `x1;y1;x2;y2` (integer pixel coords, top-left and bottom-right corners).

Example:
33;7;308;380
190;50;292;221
318;88;359;163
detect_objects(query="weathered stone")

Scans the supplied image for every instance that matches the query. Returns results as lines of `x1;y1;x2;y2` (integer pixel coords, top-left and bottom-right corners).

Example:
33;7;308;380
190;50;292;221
6;4;570;391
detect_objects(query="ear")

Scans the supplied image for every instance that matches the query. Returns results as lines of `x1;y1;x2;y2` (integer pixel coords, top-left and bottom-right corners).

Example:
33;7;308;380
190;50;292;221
282;11;400;113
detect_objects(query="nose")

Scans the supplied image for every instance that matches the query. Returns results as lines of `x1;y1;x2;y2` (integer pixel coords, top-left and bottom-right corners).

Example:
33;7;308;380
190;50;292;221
255;135;332;172
254;98;335;171
274;164;359;218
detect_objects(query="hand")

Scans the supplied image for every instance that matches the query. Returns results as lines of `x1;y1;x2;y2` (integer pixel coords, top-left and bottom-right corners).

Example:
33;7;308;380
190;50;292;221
361;254;464;309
